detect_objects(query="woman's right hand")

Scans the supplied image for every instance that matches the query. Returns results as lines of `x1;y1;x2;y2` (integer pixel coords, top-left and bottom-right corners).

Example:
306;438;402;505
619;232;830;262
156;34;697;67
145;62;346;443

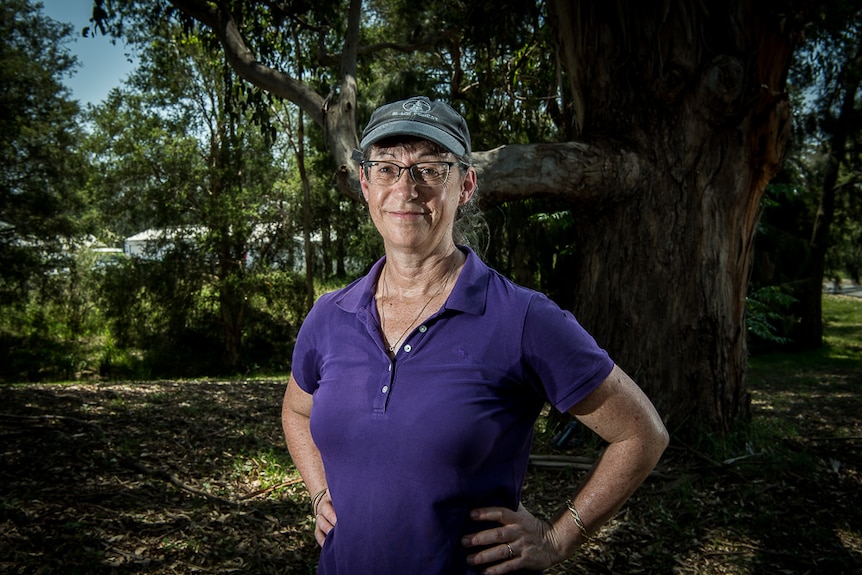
314;495;337;546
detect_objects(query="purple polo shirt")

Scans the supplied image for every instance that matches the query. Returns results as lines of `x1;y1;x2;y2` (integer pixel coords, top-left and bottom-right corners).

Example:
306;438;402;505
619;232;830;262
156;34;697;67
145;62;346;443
292;247;613;575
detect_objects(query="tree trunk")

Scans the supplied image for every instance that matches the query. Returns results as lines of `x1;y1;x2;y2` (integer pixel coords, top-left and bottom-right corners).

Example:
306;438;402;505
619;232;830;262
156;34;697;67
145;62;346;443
537;0;795;435
220;277;245;369
294;43;316;313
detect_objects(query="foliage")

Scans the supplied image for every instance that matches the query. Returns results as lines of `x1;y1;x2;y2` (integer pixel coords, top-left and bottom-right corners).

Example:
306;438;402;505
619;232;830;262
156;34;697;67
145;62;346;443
84;25;313;374
751;0;862;349
0;0;102;382
0;245;114;382
746;285;798;351
0;0;89;305
0;0;87;238
825;177;862;283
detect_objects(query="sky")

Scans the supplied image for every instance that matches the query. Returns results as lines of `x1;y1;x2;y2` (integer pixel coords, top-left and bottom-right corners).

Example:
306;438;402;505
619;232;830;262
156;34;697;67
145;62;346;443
40;0;138;107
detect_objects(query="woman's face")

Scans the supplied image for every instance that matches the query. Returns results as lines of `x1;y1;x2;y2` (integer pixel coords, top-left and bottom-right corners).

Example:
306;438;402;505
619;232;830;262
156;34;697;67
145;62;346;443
360;141;476;256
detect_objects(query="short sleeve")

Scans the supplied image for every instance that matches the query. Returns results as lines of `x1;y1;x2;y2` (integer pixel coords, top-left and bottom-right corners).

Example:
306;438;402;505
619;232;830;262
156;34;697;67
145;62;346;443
522;294;614;413
290;294;333;394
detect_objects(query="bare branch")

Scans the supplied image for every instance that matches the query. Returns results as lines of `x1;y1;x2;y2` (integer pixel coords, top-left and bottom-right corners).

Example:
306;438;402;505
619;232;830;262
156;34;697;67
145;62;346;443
473;142;646;207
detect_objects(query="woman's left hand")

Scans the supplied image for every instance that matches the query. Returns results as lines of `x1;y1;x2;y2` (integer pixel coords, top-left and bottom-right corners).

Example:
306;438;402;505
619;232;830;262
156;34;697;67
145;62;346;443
461;503;566;574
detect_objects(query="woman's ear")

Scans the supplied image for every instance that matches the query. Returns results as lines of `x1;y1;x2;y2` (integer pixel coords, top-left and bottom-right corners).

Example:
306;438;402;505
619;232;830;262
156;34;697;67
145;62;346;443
459;167;477;205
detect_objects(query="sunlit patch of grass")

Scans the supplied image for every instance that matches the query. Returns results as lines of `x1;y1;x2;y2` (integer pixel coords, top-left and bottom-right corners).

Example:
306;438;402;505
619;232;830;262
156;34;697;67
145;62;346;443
228;447;303;500
823;294;862;357
749;295;862;377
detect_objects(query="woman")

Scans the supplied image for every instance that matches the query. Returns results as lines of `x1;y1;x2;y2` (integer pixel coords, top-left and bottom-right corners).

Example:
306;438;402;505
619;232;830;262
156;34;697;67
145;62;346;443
282;96;669;575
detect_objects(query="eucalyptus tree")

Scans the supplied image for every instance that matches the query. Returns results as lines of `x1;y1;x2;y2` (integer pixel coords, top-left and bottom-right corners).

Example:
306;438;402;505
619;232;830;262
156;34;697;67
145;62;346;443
87;29;300;372
0;0;96;380
784;2;862;348
0;0;88;304
91;0;811;435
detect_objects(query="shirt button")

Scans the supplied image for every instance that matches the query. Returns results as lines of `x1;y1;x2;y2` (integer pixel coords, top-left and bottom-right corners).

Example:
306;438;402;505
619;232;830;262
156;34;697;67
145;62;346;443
381;385;389;393
419;325;427;333
403;344;412;352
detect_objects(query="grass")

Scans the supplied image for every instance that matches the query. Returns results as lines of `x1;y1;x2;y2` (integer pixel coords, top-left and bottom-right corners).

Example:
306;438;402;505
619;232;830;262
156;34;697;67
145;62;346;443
0;295;859;574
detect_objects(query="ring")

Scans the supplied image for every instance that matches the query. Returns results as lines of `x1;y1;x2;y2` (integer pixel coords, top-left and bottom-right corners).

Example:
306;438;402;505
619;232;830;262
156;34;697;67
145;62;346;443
506;543;514;559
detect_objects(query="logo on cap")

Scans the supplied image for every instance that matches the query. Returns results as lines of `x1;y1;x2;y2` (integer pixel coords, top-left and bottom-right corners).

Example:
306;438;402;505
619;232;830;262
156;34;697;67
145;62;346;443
403;99;432;114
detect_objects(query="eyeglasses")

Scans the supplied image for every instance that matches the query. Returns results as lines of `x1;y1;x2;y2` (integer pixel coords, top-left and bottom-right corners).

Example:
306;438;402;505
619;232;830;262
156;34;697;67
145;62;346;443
360;160;467;187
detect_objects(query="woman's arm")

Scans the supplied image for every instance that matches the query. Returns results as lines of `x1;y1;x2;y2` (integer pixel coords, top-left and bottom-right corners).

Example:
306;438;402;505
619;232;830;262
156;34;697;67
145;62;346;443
463;364;669;573
551;363;669;555
282;374;336;546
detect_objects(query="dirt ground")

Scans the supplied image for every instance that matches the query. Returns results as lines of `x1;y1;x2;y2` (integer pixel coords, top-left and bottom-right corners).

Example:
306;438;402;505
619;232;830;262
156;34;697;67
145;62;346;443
0;374;859;574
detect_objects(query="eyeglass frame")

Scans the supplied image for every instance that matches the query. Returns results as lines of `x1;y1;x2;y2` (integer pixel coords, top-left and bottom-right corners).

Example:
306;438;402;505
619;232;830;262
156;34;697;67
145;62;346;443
351;147;470;186
358;159;470;187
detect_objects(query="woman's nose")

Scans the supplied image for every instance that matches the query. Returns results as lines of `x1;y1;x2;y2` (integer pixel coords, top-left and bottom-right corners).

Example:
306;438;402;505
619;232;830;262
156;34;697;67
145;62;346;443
391;175;419;199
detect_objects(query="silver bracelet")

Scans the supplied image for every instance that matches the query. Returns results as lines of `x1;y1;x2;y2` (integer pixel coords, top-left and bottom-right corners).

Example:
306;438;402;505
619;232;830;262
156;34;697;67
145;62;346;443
311;488;328;515
565;499;594;542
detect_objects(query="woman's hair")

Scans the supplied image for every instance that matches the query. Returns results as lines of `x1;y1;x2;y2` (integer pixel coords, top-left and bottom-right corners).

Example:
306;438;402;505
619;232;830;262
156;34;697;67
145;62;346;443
453;187;488;256
362;137;468;164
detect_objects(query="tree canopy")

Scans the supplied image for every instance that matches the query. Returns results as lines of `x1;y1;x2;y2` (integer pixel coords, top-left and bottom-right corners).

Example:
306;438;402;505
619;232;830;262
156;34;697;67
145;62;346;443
0;0;90;307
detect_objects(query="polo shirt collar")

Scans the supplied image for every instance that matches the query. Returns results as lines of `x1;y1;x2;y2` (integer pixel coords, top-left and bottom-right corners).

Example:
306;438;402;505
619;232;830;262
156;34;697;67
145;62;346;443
334;246;488;316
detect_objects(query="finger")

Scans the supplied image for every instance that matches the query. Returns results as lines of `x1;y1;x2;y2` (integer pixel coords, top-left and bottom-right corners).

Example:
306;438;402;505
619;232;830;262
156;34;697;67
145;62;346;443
469;506;514;524
317;512;336;532
466;542;518;570
321;504;337;527
314;511;336;546
462;523;512;548
314;524;327;547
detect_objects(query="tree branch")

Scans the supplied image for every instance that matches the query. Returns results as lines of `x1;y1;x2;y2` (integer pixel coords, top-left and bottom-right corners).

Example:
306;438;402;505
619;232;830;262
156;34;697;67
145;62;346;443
317;29;461;67
473;141;646;207
168;0;325;126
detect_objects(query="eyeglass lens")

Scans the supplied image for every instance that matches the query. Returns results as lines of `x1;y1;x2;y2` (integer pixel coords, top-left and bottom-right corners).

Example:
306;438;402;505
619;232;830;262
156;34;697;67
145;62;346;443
365;161;452;186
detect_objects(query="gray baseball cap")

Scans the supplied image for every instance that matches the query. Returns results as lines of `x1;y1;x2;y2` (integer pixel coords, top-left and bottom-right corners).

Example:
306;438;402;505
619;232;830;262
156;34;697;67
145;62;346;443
359;96;471;158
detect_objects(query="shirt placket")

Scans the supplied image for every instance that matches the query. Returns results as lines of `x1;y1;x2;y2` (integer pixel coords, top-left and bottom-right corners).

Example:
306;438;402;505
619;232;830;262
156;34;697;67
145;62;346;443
371;321;431;414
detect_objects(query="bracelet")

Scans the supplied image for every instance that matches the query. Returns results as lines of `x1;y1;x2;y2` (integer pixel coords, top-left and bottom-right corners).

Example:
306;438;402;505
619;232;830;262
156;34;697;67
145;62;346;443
565;499;594;542
311;488;328;515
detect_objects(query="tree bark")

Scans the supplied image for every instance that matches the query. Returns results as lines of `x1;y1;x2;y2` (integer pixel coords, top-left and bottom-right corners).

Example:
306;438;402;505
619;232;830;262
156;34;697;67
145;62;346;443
540;0;796;434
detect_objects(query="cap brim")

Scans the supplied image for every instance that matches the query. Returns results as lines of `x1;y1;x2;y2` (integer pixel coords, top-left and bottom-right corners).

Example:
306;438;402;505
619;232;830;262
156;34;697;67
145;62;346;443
360;121;466;157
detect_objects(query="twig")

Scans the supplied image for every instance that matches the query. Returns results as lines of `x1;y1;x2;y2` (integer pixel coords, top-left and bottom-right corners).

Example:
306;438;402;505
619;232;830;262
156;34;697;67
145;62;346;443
529;454;594;471
124;459;236;506
669;444;747;479
529;454;669;477
238;477;304;501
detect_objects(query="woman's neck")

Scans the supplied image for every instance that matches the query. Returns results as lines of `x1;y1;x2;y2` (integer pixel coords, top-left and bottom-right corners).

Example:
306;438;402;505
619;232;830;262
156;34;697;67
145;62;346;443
380;247;464;299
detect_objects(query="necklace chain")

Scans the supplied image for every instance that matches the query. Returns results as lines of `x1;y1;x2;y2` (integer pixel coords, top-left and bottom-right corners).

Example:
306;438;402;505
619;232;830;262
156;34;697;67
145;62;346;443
379;259;457;353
